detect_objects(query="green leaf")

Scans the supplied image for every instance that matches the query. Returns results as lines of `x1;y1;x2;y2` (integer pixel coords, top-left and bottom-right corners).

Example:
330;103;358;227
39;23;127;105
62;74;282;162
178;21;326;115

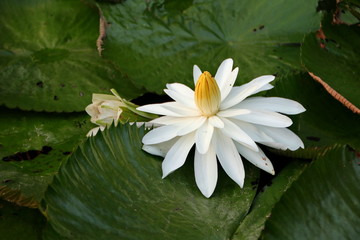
99;0;321;93
261;146;360;239
0;199;46;240
301;16;360;113
337;0;360;24
0;0;143;112
267;72;360;157
0;108;90;160
0;108;91;207
42;125;259;239
232;160;308;240
0;163;53;208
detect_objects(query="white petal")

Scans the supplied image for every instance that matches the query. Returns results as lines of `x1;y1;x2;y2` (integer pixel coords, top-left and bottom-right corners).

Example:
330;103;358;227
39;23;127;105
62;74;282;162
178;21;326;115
142;125;180;145
253;83;274;94
150;116;185;125
257;141;288;150
165;83;196;109
142;145;166;157
214;130;244;188
177;116;207;136
215;58;233;89
235;97;306;115
114;109;122;126
220;75;275;109
162;102;201;117
208;115;224;128
86;126;102;137
195;146;218;198
137;103;178;116
142;138;179;157
195;120;214;154
220;67;239;101
222;83;273;106
85;103;99;117
164;89;194;109
148;116;206;138
256;125;305;151
162;133;195;178
217;108;251;117
231;109;293;128
166;83;195;96
231;120;274;143
193;65;202;85
219;117;258;151
235;143;275;175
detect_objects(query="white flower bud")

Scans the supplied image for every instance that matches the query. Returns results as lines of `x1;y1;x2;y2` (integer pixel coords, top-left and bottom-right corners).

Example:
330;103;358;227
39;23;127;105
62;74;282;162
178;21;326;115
85;93;125;136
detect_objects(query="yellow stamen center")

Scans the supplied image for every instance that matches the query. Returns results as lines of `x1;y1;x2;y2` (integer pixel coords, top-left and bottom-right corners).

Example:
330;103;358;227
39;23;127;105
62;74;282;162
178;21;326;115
194;71;221;116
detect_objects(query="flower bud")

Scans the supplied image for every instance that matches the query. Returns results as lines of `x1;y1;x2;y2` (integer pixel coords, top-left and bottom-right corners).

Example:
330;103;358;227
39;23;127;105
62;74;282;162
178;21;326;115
85;94;124;136
195;71;221;116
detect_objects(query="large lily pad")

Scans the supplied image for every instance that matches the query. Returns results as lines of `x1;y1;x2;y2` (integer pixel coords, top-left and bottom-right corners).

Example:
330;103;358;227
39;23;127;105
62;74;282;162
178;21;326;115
99;0;321;93
42;124;259;239
0;0;143;112
261;146;360;239
0;108;91;207
0;163;53;209
301;16;360;113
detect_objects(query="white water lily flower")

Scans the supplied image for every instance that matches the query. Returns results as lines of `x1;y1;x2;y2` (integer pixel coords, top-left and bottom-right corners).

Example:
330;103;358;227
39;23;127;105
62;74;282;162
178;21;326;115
85;91;125;137
137;58;305;198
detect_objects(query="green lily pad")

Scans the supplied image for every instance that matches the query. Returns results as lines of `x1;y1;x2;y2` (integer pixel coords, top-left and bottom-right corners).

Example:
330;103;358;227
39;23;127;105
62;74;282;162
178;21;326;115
0;163;53;209
301;16;360;113
0;108;91;207
261;146;360;239
0;108;91;160
232;160;308;240
0;199;46;240
99;0;321;93
267;72;360;158
0;0;143;112
42;124;259;239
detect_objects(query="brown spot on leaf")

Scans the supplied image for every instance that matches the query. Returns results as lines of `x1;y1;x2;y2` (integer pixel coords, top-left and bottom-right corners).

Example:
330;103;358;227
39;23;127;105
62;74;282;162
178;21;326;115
36;81;44;88
306;136;321;142
2;179;13;184
252;25;265;32
2;146;53;162
266;180;273;187
251;179;259;186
